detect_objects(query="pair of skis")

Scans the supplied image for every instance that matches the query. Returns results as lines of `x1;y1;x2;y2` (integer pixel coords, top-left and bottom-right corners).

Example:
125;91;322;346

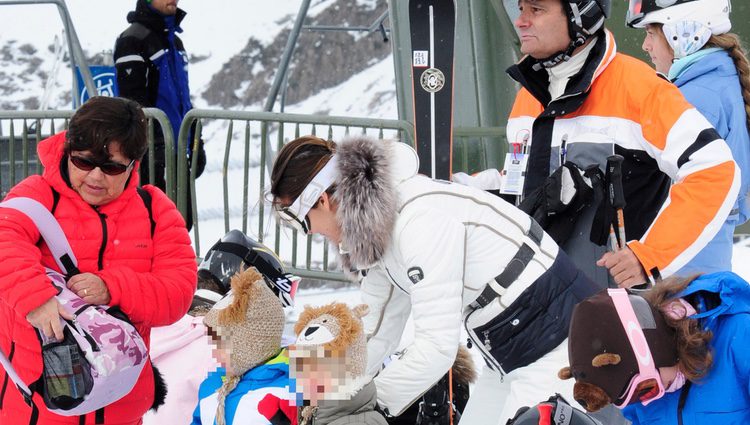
408;0;456;181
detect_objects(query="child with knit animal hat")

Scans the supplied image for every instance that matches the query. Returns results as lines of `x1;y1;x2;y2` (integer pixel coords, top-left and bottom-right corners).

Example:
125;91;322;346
559;272;750;424
191;267;297;425
289;302;387;425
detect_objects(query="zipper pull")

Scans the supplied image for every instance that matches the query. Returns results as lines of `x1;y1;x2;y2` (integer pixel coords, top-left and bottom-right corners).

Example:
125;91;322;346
466;337;473;349
483;330;492;351
560;134;568;165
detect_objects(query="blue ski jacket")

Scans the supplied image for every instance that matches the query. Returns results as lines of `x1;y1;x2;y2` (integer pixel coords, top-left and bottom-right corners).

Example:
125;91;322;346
114;0;193;147
672;50;750;275
192;350;296;424
623;272;750;425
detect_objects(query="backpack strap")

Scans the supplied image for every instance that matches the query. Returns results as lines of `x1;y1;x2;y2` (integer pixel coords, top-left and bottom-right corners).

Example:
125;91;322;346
1;197;79;276
136;187;155;238
50;189;60;216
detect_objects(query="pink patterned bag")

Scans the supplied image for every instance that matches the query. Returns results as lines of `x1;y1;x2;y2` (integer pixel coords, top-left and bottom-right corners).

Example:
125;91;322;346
0;197;147;416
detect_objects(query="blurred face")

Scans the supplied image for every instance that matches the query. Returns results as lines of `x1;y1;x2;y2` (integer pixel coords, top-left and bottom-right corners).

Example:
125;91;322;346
150;0;178;16
67;142;134;206
515;0;571;59
289;347;350;406
642;24;675;74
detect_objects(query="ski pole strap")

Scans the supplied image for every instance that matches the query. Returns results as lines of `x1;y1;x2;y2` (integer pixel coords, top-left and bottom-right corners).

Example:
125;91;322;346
474;219;544;308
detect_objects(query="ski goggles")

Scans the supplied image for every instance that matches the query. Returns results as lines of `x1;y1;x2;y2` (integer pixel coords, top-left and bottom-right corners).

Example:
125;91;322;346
626;0;644;22
70;155;135;176
608;288;665;409
198;245;300;307
272;156;339;235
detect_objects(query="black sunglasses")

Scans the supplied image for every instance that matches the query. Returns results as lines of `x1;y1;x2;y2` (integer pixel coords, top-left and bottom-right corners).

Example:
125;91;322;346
70;155;134;176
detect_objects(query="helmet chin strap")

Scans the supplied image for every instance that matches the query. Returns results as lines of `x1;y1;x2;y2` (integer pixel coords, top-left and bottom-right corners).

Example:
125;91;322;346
532;34;587;71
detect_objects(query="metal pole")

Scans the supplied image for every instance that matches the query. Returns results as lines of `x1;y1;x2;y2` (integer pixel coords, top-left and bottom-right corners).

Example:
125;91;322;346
261;0;312;173
0;0;96;107
263;0;312;112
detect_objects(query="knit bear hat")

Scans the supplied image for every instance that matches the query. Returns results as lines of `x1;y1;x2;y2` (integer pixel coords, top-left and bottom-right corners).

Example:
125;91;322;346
558;289;678;412
204;267;285;377
289;303;369;403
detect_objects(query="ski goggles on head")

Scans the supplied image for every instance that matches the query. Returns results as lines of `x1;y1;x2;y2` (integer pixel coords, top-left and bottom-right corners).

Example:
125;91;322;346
608;288;665;409
626;0;647;27
273;156;339;235
198;243;301;307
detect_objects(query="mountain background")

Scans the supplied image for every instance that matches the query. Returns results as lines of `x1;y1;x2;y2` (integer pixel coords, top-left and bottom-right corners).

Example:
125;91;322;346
0;0;397;117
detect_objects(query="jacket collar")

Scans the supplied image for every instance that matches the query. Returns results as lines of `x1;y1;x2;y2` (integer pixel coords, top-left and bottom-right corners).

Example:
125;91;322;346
334;137;402;271
127;0;186;33
672;49;734;87
676;272;750;329
312;380;380;423
38;132;141;215
507;29;617;109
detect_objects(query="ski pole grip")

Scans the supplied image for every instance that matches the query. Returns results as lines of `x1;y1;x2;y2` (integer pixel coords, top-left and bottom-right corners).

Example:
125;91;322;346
606;155;626;209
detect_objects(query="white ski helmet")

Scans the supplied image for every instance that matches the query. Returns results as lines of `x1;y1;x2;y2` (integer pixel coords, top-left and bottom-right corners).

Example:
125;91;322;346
626;0;732;58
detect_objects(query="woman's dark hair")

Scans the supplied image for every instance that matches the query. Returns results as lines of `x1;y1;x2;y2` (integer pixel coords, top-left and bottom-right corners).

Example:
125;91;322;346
643;276;713;382
65;96;148;163
270;135;337;204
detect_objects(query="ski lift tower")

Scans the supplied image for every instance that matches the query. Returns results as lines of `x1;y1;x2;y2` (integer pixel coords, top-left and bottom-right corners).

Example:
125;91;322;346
0;0;96;109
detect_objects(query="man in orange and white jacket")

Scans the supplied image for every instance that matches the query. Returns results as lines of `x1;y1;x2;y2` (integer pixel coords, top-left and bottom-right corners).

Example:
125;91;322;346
505;0;739;289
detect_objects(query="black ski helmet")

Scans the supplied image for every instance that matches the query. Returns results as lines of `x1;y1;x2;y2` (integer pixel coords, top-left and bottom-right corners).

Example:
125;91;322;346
538;0;611;68
507;394;602;425
198;230;298;307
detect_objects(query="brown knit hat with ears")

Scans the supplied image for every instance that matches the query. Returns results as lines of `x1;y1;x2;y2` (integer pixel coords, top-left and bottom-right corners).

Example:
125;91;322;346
204;267;285;377
290;303;369;404
558;289;678;412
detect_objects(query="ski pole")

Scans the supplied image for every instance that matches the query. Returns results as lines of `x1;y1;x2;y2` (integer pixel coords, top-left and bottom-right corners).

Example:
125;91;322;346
606;155;626;251
449;368;455;425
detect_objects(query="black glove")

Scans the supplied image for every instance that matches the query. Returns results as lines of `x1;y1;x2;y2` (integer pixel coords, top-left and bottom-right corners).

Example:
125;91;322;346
188;138;207;178
518;162;601;245
416;374;461;425
506;394;600;425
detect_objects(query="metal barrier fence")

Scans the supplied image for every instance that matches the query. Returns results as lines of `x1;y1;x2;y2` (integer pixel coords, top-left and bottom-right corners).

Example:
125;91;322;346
177;110;414;282
177;110;506;282
0;108;174;198
0;107;506;283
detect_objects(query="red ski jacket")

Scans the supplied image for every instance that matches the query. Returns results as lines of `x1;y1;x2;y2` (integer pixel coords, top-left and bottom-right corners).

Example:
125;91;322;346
0;132;197;424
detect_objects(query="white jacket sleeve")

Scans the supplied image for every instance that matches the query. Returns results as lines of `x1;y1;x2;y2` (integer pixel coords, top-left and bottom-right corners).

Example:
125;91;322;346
362;265;412;377
374;209;465;416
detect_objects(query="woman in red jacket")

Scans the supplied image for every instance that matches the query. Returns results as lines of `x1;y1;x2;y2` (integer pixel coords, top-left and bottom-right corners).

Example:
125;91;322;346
0;96;197;424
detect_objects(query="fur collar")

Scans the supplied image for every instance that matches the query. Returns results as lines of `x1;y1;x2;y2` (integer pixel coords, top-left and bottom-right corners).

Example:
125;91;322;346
334;136;398;272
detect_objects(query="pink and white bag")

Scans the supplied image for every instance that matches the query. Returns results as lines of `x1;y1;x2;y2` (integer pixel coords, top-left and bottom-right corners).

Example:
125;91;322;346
0;197;148;416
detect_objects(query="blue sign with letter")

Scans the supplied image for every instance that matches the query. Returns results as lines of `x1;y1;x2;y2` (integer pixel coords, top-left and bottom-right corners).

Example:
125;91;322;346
75;66;118;105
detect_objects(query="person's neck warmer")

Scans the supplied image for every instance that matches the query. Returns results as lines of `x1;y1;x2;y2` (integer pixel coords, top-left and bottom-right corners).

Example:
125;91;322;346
547;37;599;101
668;47;723;81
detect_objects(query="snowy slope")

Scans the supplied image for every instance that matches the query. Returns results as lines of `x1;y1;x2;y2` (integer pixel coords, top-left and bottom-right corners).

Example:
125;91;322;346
0;0;396;114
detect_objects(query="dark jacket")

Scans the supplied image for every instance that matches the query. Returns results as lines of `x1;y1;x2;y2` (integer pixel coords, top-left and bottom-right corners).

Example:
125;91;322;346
114;0;192;145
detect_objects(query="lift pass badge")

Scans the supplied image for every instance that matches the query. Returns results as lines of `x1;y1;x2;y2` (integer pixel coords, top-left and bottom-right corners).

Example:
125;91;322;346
499;153;528;195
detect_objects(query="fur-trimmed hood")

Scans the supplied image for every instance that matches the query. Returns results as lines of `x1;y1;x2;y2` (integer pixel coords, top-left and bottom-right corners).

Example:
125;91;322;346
334;136;417;271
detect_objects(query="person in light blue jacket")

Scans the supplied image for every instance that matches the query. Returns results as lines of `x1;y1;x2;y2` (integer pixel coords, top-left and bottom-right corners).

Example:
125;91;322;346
628;0;750;275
